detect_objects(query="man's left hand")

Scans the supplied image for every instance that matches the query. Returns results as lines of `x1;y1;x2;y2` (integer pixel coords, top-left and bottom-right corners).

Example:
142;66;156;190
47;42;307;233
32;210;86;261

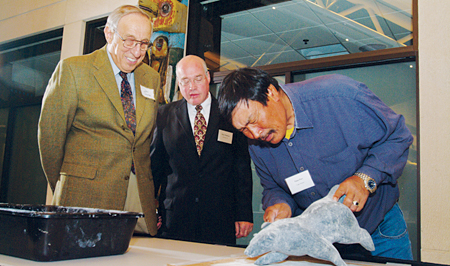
235;221;253;238
332;175;369;212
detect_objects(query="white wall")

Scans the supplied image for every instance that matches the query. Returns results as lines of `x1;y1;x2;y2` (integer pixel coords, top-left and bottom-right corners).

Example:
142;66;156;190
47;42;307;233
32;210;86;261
0;0;136;59
1;0;449;263
417;0;450;263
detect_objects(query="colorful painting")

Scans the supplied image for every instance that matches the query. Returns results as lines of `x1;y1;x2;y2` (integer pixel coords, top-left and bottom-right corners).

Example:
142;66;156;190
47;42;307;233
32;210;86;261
139;0;188;104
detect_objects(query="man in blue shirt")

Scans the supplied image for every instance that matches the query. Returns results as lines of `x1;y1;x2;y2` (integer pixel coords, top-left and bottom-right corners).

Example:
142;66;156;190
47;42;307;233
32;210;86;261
218;67;414;260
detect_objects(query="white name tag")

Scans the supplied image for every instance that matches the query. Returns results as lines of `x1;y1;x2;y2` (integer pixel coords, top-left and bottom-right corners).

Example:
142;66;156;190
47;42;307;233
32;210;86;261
140;85;155;100
217;129;233;144
285;170;315;195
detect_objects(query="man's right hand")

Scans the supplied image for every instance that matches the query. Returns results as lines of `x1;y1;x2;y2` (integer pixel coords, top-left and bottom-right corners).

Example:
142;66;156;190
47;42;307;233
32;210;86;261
263;203;292;223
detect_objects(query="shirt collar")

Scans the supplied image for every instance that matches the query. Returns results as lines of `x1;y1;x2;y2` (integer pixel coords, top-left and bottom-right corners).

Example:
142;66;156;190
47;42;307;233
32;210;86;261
107;49;120;76
107;49;134;79
279;83;313;139
186;92;212;114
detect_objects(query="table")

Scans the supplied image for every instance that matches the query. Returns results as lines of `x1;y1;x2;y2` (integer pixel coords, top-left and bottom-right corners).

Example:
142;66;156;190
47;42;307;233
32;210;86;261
0;237;445;266
0;236;245;266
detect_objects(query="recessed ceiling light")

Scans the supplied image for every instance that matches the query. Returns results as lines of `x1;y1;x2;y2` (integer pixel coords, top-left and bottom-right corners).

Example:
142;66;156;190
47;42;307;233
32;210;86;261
359;44;387;52
200;0;220;5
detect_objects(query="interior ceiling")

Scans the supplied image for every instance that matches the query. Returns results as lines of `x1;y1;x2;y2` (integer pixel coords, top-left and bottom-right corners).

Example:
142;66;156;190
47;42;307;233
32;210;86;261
215;0;412;70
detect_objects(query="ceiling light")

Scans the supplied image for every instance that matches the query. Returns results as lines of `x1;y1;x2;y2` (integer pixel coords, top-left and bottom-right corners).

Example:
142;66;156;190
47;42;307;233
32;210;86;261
298;44;348;59
200;0;220;5
359;44;387;52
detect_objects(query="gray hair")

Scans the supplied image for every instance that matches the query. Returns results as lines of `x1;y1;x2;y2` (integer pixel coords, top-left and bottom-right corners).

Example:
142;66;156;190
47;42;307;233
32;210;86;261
106;5;152;33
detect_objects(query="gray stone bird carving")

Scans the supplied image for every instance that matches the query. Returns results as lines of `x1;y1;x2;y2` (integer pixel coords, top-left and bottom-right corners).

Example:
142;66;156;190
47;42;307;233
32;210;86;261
245;185;375;266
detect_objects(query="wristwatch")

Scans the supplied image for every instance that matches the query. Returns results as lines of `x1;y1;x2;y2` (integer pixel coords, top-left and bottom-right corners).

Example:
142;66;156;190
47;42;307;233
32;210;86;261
355;172;377;193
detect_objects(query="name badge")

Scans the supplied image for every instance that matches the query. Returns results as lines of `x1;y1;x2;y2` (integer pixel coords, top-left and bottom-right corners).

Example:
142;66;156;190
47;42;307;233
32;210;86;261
285;170;315;195
140;85;155;100
217;130;233;144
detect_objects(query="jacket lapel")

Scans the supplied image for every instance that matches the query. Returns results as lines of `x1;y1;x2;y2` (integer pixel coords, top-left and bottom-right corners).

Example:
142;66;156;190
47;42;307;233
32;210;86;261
134;65;148;133
176;99;197;150
92;46;125;122
203;96;220;147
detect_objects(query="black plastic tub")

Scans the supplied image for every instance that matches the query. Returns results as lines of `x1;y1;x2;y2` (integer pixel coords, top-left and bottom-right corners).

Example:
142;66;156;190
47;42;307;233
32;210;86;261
0;203;143;261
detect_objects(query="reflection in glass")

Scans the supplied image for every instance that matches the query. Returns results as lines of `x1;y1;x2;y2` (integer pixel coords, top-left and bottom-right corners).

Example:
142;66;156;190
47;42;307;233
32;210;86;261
0;34;62;103
0;30;62;204
199;0;412;71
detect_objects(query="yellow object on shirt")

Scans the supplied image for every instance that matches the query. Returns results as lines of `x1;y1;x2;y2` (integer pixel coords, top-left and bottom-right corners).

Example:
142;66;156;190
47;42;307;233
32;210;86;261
285;127;294;140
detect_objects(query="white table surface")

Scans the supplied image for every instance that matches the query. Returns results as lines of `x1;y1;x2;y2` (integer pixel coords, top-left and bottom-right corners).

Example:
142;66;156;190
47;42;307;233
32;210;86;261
0;236;246;266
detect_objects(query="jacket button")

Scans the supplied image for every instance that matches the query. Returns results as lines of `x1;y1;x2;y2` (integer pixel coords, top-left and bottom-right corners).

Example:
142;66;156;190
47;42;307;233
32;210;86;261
124;175;130;180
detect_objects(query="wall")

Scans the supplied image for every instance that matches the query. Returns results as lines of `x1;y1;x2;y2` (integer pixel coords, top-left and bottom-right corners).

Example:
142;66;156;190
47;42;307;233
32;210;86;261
417;0;450;263
0;0;449;263
0;0;135;59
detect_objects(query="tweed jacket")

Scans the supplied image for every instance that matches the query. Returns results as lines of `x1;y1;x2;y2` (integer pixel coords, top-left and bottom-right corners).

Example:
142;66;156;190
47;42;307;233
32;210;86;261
38;46;160;235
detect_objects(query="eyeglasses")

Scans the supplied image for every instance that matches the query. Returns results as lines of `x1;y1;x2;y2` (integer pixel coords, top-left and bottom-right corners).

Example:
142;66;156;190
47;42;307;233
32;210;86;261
113;30;151;51
178;74;207;87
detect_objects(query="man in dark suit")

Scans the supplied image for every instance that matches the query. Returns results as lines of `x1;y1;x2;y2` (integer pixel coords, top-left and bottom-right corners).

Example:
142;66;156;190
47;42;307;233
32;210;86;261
38;5;160;235
150;55;253;245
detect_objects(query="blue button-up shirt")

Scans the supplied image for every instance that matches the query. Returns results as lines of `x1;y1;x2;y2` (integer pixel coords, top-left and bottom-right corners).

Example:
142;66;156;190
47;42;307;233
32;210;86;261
249;74;413;233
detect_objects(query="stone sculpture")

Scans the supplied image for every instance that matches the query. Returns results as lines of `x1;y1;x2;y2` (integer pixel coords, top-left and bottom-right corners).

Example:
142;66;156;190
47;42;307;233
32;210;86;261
245;185;375;266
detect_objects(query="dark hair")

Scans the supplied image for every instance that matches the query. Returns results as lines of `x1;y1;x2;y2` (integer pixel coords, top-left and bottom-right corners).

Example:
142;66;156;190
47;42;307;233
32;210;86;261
218;67;280;123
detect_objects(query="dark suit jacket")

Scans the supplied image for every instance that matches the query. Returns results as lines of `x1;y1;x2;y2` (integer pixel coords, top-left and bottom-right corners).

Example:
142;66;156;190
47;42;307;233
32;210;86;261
38;46;160;235
150;96;253;245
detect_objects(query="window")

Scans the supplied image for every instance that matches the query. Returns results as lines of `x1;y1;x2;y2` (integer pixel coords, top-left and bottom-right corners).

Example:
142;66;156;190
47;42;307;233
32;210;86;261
0;29;62;204
188;0;413;71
